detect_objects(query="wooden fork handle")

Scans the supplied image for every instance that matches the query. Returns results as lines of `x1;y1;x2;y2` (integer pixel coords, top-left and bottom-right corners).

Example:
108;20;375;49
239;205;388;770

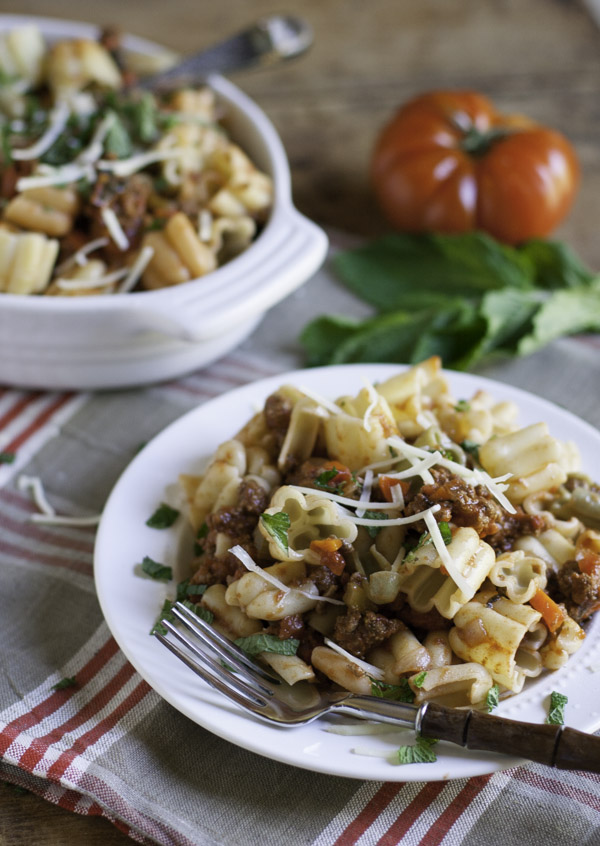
420;703;600;773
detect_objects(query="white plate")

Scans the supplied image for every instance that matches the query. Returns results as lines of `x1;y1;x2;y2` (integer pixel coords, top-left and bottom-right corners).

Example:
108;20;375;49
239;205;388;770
94;364;600;781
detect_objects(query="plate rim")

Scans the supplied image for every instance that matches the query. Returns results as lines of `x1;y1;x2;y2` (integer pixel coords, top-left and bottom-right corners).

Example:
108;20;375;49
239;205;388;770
94;363;600;781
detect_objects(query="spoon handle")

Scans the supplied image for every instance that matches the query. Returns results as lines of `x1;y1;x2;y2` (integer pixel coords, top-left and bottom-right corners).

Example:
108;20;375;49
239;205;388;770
420;702;600;773
137;15;313;89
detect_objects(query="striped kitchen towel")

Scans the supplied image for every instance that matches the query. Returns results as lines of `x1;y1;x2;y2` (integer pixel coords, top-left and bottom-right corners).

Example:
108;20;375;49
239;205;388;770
1;343;600;846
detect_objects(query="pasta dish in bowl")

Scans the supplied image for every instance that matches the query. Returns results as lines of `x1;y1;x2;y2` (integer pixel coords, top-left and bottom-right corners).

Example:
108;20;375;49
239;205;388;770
0;16;327;389
94;359;600;779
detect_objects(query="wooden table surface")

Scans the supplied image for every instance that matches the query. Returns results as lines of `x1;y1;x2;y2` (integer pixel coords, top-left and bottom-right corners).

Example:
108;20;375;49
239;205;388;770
1;1;600;843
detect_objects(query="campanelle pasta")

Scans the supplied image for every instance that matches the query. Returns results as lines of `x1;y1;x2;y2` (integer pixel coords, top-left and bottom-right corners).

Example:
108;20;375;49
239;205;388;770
178;358;600;707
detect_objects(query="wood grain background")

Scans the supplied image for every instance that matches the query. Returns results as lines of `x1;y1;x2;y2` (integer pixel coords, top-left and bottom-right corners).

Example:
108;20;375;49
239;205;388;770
1;1;600;843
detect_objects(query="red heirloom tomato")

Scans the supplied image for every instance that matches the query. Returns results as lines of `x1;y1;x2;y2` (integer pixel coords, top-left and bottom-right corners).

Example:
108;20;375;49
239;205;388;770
371;90;580;244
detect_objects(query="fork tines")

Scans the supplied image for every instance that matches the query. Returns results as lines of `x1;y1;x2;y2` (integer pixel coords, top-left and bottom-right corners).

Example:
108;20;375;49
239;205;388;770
153;601;279;710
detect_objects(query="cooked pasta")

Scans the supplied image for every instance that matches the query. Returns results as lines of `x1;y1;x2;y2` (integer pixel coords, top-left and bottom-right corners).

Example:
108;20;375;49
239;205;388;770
175;357;600;711
0;24;272;297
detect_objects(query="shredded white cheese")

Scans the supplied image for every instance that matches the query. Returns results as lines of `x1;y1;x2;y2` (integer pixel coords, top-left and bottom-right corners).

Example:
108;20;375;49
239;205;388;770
77;112;116;164
298;386;345;416
387;435;515;514
361;377;380;433
289;485;409;511
198;209;213;242
96;148;185;178
17;474;101;526
348;504;441;529
356;469;373;518
230;545;345;606
323;722;410;736
101;206;129;251
30;513;102;526
54;237;110;275
12;101;70;161
423;509;472;596
18;474;55;515
324;637;385;681
117;245;155;294
390;480;405;510
55;268;128;291
16;162;95;192
380;452;439;484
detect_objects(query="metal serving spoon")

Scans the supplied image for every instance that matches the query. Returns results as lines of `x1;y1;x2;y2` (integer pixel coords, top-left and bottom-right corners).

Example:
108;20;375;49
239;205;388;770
135;14;313;89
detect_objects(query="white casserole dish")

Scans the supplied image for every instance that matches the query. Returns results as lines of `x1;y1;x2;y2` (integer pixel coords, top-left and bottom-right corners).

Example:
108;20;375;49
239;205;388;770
0;15;328;390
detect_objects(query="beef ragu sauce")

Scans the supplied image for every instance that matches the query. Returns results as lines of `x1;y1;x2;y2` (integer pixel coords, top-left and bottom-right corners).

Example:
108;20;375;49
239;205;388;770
178;359;600;708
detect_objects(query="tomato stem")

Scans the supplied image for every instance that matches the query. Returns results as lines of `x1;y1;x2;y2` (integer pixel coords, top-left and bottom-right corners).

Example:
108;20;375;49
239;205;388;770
460;126;511;156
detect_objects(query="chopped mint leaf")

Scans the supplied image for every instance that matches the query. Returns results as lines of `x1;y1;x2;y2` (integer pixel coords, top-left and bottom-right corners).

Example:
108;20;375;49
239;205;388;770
176;579;207;601
1;125;12;165
438;522;452;545
234;634;299;656
0;451;15;464
52;676;77;691
461;440;480;461
314;468;340;489
405;531;431;562
546;691;568;725
146;502;180;529
260;511;291;553
194;522;209;554
485;684;500;713
361;509;389;538
134;92;158;143
140;555;172;581
370;678;415;703
150;599;175;635
398;735;438;764
181;600;213;624
300;232;600;372
412;671;427;688
104;111;133;158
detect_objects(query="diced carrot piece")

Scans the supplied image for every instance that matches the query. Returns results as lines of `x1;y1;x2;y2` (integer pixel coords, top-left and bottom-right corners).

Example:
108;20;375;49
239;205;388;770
530;588;566;633
323;460;352;485
379;476;410;502
310;537;346;575
576;549;600;577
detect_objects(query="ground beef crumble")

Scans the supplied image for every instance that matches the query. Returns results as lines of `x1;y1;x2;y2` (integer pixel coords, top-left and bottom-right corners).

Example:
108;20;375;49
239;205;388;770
284;457;361;499
190;479;269;587
263;392;293;451
404;466;546;550
547;560;600;623
333;607;404;658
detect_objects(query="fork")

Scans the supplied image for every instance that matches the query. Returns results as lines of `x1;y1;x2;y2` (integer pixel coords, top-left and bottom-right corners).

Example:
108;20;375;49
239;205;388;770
154;602;600;773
